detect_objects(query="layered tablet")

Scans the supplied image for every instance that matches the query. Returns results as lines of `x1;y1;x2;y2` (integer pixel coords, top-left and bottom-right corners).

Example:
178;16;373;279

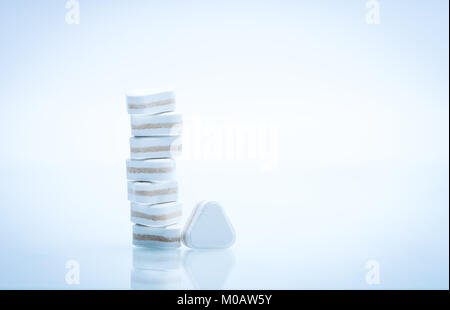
131;113;182;137
126;158;176;182
131;201;182;227
126;88;183;251
127;90;176;115
133;224;181;248
182;201;236;249
128;181;178;204
130;136;182;159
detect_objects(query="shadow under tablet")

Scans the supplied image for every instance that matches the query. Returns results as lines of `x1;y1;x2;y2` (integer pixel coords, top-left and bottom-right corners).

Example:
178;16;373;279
130;247;235;290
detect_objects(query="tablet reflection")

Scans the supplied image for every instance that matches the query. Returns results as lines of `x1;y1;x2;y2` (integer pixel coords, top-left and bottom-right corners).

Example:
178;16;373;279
183;249;235;289
131;247;182;290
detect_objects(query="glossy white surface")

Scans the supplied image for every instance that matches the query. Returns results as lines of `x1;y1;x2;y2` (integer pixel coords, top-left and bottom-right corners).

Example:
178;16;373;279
0;0;448;289
0;162;447;289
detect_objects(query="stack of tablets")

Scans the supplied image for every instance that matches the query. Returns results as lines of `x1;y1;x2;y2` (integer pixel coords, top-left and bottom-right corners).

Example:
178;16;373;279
126;90;183;248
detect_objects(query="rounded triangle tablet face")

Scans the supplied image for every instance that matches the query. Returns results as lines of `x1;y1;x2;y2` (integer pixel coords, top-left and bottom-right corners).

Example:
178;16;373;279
182;201;235;249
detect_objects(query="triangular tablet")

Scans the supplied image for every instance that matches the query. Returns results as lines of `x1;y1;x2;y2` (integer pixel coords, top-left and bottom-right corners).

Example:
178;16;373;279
182;201;235;249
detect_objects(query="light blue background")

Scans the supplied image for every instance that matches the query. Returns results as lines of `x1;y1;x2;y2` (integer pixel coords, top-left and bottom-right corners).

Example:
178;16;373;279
0;0;448;289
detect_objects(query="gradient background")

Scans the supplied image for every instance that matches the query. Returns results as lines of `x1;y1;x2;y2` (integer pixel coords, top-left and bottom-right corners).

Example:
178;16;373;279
0;0;448;289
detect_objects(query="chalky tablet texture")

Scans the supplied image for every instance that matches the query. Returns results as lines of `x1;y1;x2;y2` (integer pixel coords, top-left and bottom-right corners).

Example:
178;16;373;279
133;224;181;248
127;90;176;115
131;113;182;137
182;201;235;249
130;136;182;159
128;181;178;204
131;201;182;227
126;158;176;182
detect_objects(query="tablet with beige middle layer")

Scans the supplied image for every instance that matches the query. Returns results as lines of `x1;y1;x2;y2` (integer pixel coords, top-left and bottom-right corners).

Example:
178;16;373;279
130;113;182;137
133;224;181;248
126;158;176;182
126;89;176;115
130;136;182;159
127;180;178;204
131;201;182;227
